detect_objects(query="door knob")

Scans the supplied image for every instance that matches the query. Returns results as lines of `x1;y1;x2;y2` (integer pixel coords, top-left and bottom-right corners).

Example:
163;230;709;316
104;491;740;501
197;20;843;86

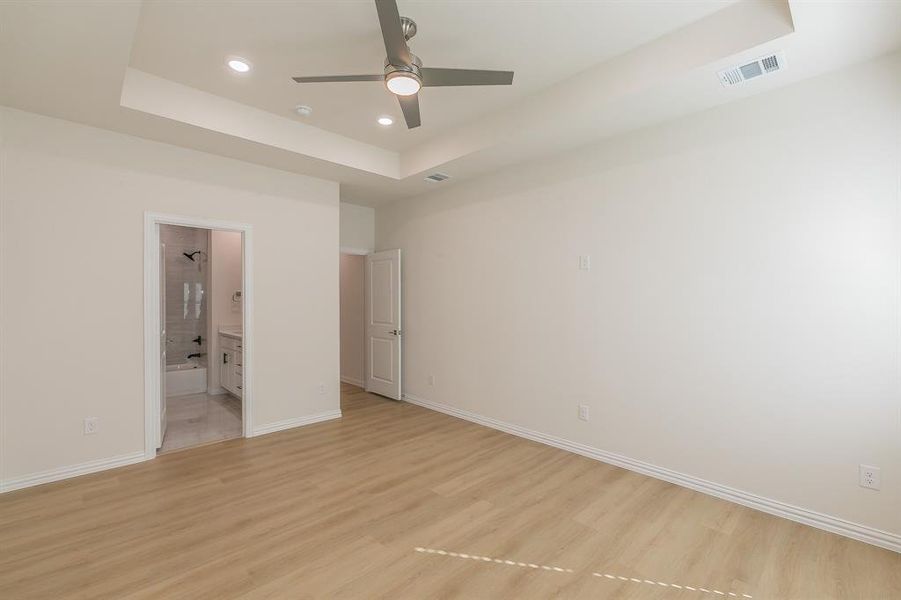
391;329;402;336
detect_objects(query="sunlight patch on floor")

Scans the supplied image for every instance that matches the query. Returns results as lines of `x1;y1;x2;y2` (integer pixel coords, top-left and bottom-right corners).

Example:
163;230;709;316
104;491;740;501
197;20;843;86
592;572;752;598
414;547;573;573
414;547;753;598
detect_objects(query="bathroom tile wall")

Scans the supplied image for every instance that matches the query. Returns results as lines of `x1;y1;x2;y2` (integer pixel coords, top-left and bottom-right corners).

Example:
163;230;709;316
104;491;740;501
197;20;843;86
161;225;209;366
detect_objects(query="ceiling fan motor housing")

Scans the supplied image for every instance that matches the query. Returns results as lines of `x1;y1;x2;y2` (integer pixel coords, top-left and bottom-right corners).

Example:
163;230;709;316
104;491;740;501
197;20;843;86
385;53;422;76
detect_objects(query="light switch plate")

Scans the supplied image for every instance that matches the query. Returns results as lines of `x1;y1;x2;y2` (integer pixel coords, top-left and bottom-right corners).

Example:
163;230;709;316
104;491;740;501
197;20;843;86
84;417;99;435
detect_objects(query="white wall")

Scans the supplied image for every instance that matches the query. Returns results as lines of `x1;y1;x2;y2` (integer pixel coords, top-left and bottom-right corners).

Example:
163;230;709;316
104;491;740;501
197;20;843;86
376;52;901;539
208;229;243;392
0;107;340;483
339;254;365;386
339;202;375;253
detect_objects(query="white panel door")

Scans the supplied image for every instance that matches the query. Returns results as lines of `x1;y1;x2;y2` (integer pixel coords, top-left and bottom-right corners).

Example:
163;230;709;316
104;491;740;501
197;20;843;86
365;249;401;399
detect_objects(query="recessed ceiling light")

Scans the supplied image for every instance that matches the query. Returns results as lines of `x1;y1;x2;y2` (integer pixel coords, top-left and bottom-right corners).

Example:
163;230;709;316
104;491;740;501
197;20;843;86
377;116;394;126
295;105;313;117
227;58;251;73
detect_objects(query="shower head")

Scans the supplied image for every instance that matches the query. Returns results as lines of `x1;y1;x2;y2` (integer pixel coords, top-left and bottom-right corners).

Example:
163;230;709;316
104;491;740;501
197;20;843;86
183;251;201;262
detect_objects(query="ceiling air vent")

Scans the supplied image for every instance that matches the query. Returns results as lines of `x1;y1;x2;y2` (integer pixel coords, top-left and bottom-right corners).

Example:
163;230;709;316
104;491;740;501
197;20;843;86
424;172;451;183
718;51;785;87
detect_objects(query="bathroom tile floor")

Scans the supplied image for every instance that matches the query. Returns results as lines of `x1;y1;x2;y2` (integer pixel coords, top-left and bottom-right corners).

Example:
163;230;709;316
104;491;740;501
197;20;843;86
160;392;242;453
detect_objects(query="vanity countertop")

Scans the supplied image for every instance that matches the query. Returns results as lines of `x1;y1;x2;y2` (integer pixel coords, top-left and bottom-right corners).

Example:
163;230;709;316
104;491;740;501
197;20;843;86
219;326;243;340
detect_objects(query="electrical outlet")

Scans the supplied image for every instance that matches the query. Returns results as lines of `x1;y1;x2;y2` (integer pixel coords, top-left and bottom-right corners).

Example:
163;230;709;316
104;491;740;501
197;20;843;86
318;383;326;395
83;417;99;435
859;464;881;490
428;375;435;386
579;255;591;271
578;404;590;421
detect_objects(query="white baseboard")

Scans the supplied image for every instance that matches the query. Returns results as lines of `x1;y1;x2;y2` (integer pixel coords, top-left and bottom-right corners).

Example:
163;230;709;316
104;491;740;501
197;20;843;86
340;376;364;387
207;387;227;396
0;451;148;494
253;409;342;437
403;393;901;554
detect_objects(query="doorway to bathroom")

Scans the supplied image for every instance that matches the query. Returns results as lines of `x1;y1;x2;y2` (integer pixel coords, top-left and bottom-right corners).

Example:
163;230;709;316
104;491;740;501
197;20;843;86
144;213;253;458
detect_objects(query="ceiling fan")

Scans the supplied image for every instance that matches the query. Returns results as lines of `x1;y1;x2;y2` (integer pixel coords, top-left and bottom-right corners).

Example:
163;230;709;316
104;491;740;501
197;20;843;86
292;0;514;129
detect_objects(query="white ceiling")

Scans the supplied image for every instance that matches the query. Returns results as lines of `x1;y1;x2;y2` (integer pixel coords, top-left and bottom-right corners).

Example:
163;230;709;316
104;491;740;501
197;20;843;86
2;1;900;207
130;1;735;152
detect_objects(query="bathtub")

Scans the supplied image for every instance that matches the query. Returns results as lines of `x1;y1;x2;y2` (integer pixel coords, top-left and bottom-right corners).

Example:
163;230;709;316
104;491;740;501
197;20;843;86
165;360;208;397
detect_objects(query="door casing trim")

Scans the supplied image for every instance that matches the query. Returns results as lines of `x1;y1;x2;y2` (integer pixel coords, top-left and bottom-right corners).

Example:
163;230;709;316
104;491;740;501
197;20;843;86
143;212;254;458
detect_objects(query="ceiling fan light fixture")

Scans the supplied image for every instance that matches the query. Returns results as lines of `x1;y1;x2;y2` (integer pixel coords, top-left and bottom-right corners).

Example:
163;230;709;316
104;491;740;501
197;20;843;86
385;71;421;96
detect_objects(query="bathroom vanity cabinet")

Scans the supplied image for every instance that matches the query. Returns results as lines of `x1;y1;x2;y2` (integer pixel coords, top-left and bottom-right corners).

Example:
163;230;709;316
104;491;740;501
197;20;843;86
219;331;243;398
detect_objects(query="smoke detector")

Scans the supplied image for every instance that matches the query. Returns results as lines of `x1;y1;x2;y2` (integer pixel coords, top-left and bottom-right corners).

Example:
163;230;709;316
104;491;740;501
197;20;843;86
718;52;786;87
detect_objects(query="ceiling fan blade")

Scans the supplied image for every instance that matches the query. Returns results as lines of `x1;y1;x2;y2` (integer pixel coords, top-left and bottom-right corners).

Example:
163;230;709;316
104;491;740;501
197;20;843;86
293;74;384;83
397;94;421;129
374;0;411;67
421;68;514;87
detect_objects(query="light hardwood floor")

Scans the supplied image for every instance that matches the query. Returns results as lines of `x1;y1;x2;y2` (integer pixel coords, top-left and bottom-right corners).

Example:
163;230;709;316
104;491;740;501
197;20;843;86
1;384;898;599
